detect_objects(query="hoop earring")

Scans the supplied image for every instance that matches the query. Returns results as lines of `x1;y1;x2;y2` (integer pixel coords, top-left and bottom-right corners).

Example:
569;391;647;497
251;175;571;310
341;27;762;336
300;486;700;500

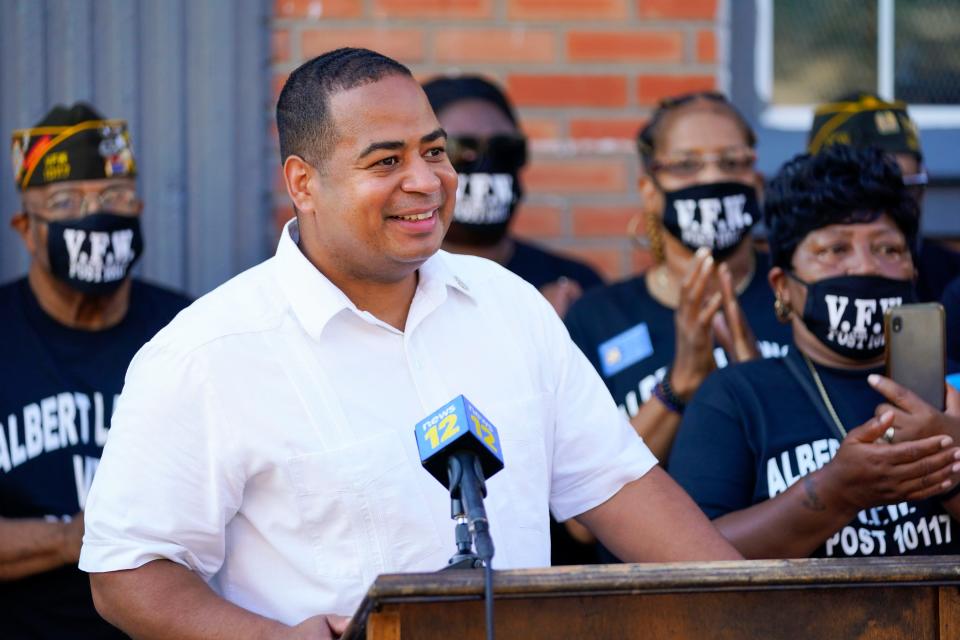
645;213;666;264
627;214;650;251
774;297;792;323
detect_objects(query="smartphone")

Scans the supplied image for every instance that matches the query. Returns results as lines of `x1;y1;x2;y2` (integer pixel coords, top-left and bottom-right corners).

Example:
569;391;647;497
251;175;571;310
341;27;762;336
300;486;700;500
884;302;946;411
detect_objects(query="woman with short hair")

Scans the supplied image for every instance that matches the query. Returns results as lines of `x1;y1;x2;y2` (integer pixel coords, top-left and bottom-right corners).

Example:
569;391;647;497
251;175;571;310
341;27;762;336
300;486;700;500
668;144;960;558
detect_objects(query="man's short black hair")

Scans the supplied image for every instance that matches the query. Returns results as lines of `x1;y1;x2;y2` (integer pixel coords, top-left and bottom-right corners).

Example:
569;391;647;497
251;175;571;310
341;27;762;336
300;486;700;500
764;144;919;269
276;47;412;167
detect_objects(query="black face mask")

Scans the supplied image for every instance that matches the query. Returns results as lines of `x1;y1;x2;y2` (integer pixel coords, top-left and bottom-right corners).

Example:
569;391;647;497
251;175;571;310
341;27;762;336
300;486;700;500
45;212;144;295
660;181;759;260
447;135;526;246
792;274;917;361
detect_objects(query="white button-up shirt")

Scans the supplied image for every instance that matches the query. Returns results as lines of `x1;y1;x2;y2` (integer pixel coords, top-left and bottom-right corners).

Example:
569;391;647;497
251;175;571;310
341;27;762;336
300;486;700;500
80;220;656;623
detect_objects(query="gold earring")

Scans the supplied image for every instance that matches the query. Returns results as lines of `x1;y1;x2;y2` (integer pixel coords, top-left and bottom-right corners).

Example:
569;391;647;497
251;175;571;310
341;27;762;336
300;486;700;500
774;297;792;323
627;213;650;251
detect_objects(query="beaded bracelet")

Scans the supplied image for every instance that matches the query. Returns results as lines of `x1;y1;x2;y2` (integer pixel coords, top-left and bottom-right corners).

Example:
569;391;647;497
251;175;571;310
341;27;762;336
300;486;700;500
652;369;686;415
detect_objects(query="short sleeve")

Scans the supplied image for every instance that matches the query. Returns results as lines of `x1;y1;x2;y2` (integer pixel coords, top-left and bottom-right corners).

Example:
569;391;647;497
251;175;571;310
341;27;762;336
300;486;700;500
667;370;757;519
540;297;657;522
79;340;244;579
562;299;600;372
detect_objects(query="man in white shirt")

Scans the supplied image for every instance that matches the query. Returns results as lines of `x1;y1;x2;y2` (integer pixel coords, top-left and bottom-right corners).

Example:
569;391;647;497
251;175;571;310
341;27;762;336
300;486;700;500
79;48;740;639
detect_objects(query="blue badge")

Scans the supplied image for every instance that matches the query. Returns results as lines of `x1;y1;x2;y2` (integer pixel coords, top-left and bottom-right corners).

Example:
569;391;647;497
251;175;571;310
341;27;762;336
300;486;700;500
598;322;654;378
947;373;960;393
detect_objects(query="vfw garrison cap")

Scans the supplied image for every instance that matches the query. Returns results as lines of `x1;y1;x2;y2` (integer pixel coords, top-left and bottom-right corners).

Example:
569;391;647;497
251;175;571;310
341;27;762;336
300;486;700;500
11;102;136;191
807;92;921;158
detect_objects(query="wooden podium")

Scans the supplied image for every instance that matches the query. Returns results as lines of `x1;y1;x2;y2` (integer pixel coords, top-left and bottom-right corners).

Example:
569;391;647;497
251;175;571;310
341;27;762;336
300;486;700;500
342;556;960;639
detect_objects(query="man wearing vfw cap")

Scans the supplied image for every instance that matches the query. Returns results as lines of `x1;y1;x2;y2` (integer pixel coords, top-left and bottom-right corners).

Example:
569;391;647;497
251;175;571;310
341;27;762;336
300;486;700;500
0;102;190;638
808;92;960;303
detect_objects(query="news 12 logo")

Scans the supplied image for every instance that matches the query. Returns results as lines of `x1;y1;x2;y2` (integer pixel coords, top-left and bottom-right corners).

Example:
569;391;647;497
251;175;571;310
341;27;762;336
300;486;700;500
415;395;504;485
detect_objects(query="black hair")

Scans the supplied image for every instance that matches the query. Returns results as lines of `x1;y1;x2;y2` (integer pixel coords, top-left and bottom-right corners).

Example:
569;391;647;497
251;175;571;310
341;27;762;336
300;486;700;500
421;75;518;126
764;144;919;269
276;47;412;167
636;91;756;171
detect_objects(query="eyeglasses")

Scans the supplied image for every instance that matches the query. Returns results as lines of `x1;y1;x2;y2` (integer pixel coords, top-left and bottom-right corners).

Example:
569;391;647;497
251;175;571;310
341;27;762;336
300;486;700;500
445;135;527;170
25;185;141;220
649;148;756;178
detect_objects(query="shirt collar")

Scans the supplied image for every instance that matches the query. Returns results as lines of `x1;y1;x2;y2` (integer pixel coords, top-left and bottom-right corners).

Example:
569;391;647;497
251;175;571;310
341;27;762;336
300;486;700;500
274;218;476;340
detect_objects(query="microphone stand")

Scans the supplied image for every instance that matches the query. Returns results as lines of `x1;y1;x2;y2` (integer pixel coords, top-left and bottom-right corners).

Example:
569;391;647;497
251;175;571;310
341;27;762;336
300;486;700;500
443;496;484;570
439;452;496;640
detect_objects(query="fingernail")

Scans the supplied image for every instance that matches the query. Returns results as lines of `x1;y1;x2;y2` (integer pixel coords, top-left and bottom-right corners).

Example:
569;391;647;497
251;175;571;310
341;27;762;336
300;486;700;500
868;374;880;386
952;463;960;473
953;450;960;460
696;247;709;258
705;256;714;269
943;480;953;489
943;436;955;448
881;410;894;421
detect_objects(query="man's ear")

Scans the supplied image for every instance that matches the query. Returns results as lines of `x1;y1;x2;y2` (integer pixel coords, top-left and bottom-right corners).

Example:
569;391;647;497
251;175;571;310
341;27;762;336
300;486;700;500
282;155;317;216
10;211;40;255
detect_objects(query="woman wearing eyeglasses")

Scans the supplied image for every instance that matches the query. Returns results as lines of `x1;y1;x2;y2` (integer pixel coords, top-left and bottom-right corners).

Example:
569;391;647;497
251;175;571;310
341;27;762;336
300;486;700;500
668;145;960;558
565;92;791;464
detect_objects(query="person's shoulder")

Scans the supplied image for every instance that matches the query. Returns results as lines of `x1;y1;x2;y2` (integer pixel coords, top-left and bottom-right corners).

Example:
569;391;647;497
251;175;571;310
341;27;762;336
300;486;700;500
145;258;287;356
0;277;25;305
130;279;192;311
566;273;648;321
512;240;604;287
700;354;791;398
944;274;960;300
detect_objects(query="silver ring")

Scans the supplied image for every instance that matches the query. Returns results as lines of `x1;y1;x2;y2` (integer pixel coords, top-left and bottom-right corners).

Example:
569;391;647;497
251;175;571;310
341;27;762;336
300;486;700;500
882;426;895;444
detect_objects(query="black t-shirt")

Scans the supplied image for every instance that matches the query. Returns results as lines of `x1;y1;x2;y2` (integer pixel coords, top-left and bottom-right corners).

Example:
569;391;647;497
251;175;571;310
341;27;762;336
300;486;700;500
0;277;190;639
669;347;960;557
941;275;960;367
564;252;792;420
506;240;604;292
917;238;960;304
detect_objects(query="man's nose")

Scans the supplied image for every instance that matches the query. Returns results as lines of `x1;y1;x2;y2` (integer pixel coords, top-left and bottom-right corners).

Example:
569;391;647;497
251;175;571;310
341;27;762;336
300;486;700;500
401;156;442;194
79;193;104;215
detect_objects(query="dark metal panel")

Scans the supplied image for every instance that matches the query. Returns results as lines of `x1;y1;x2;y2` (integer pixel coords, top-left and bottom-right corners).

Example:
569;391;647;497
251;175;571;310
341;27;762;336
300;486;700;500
139;0;188;288
1;0;47;277
185;0;237;294
45;0;94;105
232;0;274;272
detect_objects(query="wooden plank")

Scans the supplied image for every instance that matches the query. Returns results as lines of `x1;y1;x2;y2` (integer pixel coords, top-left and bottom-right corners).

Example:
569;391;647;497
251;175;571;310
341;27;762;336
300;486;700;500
344;558;960;640
939;586;960;639
392;586;937;640
366;610;400;640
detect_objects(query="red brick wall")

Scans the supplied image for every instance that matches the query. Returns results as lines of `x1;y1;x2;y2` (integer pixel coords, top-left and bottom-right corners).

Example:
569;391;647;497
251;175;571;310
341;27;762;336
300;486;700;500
272;0;721;281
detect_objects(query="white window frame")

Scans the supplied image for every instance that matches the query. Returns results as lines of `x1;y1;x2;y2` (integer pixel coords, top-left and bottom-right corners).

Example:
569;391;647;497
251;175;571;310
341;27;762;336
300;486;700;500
754;0;960;130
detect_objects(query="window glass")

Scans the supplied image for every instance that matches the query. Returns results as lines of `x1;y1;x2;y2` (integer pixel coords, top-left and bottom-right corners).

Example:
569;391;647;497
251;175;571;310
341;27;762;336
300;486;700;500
773;0;877;104
894;0;960;103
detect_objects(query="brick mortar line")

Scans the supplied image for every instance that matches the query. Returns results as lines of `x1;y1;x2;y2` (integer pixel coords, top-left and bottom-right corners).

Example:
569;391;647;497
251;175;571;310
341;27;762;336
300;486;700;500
270;18;720;28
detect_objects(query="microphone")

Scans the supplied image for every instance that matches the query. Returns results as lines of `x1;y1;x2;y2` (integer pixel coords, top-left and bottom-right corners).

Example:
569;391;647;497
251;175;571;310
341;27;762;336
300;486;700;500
415;395;504;561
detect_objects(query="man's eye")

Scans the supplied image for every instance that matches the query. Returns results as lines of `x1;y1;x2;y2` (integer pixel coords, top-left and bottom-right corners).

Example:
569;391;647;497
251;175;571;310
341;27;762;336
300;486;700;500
719;156;754;172
48;197;76;211
425;147;445;159
375;157;399;167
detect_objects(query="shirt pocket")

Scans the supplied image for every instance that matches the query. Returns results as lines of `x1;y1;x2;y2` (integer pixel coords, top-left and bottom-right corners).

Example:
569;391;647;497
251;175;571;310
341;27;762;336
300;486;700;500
482;392;553;567
285;430;443;583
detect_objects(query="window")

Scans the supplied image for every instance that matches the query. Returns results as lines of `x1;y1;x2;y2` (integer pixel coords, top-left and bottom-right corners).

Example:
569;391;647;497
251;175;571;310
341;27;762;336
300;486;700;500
756;0;960;130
